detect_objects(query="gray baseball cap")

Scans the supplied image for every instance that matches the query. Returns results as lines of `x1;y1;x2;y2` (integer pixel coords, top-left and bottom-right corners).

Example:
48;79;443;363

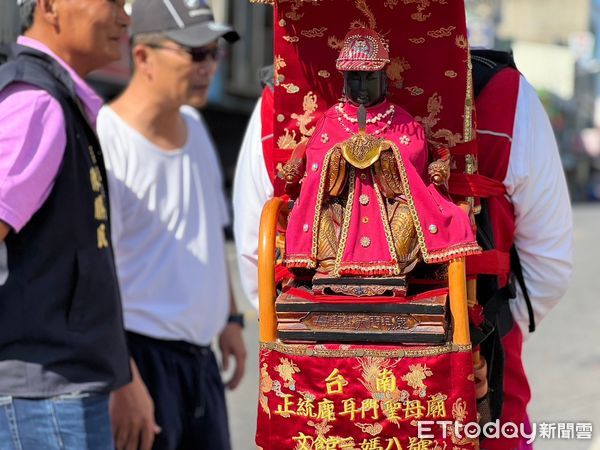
131;0;239;47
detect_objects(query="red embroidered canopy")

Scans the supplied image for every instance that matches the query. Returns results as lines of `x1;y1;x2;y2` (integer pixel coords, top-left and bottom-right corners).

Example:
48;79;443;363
257;0;475;162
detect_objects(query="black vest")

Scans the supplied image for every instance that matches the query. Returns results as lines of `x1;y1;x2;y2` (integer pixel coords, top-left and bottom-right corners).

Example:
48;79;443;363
0;44;130;396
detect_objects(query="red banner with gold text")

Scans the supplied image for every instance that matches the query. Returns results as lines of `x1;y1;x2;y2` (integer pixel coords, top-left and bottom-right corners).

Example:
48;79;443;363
256;343;478;449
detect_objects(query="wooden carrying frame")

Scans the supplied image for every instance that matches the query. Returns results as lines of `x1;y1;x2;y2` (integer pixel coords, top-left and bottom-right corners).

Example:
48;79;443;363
256;199;480;450
258;199;471;347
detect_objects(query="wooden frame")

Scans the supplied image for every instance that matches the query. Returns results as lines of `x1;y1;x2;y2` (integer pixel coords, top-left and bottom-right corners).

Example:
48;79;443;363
258;197;471;346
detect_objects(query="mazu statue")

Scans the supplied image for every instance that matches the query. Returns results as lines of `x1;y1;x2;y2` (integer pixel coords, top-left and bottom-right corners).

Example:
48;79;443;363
282;28;480;297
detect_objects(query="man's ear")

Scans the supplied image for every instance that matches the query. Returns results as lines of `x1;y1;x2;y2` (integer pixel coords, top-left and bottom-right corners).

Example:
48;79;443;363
37;0;60;28
132;45;153;78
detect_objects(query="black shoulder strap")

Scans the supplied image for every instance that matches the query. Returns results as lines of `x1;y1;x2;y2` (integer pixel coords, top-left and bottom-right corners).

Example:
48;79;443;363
510;246;536;332
471;48;517;98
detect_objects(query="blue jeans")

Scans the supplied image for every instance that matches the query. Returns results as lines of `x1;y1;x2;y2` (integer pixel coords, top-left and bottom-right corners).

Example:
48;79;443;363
0;393;113;450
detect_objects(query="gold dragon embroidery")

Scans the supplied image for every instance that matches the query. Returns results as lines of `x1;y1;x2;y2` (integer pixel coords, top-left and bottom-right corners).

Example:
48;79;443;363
428;26;457;38
275;357;300;390
274;55;286;86
386;56;411;88
401;0;448;22
301;27;328;38
278;0;324;22
258;363;273;417
401;363;433;397
277;92;319;149
415;93;462;146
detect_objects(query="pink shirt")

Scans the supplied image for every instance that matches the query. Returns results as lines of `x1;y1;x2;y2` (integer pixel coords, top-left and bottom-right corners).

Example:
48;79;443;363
0;36;104;232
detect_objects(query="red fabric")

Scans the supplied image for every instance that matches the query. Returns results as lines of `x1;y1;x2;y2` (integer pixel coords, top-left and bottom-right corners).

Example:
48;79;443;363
260;86;276;183
466;250;511;276
285;101;479;270
256;345;478;449
281;286;449;304
261;87;292;196
449;140;478;156
449;173;506;198
481;324;531;450
272;2;473;160
475;68;520;286
474;68;531;450
275;264;292;284
477;69;521;140
468;304;485;328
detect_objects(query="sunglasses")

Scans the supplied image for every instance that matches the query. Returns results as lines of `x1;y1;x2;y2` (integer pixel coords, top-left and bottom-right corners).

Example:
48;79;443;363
146;44;225;62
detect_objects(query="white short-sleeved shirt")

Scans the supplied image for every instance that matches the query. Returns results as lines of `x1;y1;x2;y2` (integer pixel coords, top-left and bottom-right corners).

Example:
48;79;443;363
98;105;230;345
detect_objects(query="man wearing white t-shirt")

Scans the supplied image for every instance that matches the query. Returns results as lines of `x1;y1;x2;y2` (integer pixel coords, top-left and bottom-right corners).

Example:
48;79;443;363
97;1;245;449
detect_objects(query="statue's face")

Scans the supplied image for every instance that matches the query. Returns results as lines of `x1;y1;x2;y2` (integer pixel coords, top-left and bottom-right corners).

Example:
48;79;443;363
344;70;387;106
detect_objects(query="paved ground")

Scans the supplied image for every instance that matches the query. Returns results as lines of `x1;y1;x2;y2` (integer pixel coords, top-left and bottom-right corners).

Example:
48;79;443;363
522;205;600;450
223;204;600;450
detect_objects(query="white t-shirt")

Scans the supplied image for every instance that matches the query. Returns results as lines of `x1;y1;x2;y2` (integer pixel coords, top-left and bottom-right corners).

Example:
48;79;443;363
98;105;230;346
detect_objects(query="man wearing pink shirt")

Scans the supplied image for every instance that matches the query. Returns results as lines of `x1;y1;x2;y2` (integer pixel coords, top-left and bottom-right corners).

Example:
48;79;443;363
0;1;131;449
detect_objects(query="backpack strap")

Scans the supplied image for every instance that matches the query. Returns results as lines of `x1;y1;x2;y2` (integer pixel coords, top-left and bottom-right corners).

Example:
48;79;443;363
471;49;517;98
510;246;536;332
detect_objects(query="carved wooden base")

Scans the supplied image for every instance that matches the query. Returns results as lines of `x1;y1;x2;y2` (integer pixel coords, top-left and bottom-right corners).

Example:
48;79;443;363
312;275;407;297
276;289;448;344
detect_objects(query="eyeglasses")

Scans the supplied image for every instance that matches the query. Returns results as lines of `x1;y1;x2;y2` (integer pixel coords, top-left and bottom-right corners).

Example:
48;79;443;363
146;43;224;62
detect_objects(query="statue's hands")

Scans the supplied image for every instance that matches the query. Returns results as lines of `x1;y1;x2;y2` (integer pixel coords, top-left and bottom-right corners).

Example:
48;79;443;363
281;157;306;184
428;158;450;189
282;157;305;199
280;139;308;184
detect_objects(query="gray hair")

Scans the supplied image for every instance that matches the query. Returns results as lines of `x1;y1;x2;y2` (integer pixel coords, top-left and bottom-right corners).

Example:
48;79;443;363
18;0;37;33
129;32;167;72
130;32;168;47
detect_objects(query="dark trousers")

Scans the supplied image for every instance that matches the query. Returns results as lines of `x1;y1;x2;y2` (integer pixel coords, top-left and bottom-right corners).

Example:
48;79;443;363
127;332;231;450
